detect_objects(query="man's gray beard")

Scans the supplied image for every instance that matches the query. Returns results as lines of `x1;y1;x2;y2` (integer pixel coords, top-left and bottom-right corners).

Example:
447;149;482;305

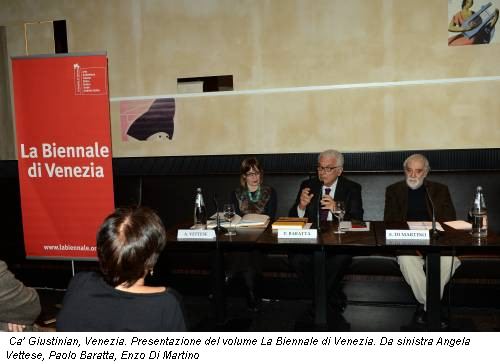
406;178;424;190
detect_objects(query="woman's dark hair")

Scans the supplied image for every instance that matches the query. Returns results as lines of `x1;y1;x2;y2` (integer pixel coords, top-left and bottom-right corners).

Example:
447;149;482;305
239;157;263;188
97;206;167;287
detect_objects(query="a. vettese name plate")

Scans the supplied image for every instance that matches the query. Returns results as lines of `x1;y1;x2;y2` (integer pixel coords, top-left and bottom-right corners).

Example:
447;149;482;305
386;229;429;240
177;229;216;240
278;229;318;239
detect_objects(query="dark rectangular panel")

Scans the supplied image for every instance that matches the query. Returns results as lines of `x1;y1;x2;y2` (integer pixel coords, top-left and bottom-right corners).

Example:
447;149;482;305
53;20;68;54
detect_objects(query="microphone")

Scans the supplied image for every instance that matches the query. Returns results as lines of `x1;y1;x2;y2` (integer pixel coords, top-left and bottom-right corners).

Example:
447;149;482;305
137;176;143;207
306;175;322;230
316;182;322;231
424;185;439;238
212;193;227;234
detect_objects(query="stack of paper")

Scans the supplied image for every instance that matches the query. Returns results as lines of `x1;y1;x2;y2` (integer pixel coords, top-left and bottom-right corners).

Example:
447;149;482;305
272;217;308;230
444;220;472;230
407;221;444;231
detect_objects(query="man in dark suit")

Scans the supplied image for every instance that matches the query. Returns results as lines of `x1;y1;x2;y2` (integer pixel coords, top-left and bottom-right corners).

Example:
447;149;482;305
288;149;363;313
384;153;461;327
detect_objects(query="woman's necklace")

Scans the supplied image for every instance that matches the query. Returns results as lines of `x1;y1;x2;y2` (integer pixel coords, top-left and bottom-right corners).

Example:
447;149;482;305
247;187;261;203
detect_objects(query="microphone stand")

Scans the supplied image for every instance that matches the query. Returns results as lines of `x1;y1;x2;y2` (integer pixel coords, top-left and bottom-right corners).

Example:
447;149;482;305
213;194;227;235
425;185;440;239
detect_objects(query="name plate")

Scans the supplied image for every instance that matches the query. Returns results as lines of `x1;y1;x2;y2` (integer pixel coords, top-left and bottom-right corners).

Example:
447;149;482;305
385;239;430;246
386;229;429;240
177;229;216;240
278;229;318;239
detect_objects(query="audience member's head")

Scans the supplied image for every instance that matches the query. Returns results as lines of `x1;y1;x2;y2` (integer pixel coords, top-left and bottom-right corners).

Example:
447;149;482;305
403;153;430;190
97;206;166;288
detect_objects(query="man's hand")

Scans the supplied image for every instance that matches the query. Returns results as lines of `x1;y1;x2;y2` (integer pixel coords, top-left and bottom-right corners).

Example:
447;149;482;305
298;187;314;210
8;323;26;332
320;195;336;212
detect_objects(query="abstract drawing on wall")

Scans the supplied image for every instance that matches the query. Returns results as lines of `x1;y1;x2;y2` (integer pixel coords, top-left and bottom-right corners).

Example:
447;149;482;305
448;0;500;46
120;98;175;141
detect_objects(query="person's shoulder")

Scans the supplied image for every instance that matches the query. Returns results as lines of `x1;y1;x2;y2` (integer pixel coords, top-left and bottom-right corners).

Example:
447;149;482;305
164;287;181;298
425;180;450;191
339;176;361;189
156;287;183;307
70;271;101;287
73;270;99;279
0;260;15;283
262;185;276;194
0;260;7;272
299;177;320;188
386;180;406;191
233;187;244;198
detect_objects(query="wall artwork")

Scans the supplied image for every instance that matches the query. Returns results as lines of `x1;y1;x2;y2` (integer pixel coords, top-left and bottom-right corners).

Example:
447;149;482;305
120;98;175;141
448;0;500;46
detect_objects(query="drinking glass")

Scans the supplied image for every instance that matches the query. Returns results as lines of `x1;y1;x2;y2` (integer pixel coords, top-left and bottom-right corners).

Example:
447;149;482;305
333;201;346;234
223;203;237;236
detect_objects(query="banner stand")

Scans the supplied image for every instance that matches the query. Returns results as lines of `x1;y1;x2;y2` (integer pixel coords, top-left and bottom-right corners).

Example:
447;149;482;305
12;53;115;260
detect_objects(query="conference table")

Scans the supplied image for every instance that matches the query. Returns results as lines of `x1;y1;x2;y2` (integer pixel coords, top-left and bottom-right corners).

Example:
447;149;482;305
166;221;500;331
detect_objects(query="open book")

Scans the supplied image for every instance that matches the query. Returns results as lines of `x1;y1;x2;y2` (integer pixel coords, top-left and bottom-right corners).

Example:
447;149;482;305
207;213;270;229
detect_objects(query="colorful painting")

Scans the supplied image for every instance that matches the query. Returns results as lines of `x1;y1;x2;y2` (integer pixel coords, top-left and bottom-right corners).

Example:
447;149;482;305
448;0;500;46
120;98;175;141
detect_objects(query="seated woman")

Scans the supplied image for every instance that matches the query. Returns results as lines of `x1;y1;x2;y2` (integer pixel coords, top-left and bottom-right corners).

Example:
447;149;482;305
227;157;277;311
230;157;277;218
57;207;186;331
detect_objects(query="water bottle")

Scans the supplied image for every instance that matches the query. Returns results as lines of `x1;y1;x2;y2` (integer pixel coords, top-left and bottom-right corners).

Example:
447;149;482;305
193;187;207;229
471;186;487;238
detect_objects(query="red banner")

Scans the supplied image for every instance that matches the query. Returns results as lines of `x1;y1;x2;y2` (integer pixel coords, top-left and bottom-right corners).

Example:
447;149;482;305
12;54;114;259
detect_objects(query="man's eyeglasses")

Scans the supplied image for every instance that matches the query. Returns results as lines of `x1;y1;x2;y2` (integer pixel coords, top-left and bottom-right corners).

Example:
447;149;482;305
245;172;261;177
317;166;341;173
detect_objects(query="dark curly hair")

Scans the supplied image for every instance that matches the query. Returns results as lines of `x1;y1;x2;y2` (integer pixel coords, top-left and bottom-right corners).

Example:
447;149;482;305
97;206;166;287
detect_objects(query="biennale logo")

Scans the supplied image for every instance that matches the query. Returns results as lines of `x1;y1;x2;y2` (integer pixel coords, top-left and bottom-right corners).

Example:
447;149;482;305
73;63;108;95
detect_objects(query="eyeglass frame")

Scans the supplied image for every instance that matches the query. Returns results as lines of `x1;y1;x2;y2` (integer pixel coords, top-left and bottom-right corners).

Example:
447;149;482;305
245;171;261;178
316;165;342;173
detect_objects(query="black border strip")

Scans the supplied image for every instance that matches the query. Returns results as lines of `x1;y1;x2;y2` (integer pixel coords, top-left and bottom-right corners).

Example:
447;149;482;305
111;148;500;175
1;148;499;178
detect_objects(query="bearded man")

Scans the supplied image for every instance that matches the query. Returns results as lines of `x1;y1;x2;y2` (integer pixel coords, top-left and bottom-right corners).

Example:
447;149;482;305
384;153;460;327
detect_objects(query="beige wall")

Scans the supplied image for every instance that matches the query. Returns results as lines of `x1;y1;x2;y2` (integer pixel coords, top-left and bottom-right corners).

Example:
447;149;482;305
1;0;499;158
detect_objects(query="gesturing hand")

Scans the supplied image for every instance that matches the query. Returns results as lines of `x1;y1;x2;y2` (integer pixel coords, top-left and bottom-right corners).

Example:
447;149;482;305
299;187;314;210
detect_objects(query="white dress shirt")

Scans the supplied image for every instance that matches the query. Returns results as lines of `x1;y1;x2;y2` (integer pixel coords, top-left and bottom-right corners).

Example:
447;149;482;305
297;179;338;220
